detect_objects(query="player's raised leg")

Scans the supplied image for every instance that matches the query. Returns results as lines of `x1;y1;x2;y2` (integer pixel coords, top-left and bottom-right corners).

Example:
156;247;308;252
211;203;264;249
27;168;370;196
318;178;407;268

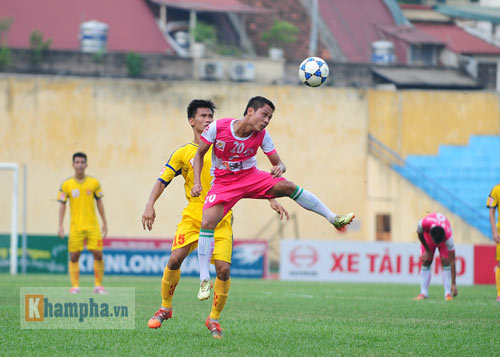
268;181;355;230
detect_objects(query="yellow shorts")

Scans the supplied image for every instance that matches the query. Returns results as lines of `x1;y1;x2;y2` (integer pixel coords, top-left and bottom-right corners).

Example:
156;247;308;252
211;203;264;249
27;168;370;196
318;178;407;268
172;213;233;264
68;226;103;253
496;244;500;261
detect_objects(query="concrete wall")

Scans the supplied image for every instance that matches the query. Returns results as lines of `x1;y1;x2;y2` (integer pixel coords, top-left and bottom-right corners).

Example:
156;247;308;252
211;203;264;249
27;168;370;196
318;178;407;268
367;90;500;157
0;75;367;248
0;75;497;255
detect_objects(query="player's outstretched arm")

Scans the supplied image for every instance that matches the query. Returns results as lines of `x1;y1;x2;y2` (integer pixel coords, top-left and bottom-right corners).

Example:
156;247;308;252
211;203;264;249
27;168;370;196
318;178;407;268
58;202;66;239
489;207;500;243
268;198;289;220
191;141;210;197
142;180;166;231
96;198;108;238
267;152;286;178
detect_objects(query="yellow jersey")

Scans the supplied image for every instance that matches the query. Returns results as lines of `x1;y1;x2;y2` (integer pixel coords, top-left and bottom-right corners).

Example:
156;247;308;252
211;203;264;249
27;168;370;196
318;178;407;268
57;176;103;231
487;183;500;230
159;142;231;221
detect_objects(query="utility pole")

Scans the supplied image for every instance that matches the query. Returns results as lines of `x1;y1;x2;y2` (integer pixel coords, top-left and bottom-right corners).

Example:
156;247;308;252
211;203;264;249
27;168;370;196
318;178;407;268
308;0;318;56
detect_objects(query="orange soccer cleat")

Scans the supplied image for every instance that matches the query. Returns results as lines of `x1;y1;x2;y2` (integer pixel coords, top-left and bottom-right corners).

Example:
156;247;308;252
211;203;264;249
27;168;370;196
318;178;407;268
412;294;428;301
148;308;172;329
445;294;453;301
205;317;223;339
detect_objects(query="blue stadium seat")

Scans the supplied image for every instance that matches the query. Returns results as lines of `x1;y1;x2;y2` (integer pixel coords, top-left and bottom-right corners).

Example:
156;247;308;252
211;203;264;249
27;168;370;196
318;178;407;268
394;135;500;239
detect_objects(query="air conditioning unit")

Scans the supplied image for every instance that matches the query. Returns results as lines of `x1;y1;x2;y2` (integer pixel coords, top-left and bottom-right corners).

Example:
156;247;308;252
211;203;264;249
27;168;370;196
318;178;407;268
199;61;224;80
229;62;255;82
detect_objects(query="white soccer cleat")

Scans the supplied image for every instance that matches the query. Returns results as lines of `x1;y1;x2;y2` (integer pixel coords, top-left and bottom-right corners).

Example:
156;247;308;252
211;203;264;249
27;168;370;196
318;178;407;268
69;287;80;294
198;280;212;301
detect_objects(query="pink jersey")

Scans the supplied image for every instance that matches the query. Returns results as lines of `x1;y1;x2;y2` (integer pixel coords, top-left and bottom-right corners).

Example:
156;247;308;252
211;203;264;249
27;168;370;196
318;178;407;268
200;117;277;178
417;212;455;251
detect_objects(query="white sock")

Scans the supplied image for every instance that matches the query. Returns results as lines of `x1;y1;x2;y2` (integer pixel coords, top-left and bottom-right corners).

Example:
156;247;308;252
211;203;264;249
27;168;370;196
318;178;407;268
443;265;451;296
421;266;431;296
198;229;214;282
290;186;337;223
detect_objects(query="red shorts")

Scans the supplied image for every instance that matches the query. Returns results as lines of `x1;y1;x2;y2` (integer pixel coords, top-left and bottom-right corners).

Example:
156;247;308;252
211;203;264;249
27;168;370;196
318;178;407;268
204;167;286;216
420;235;450;260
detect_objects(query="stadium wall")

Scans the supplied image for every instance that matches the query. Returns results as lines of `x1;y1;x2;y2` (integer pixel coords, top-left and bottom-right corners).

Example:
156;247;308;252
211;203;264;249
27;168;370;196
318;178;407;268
0;75;497;253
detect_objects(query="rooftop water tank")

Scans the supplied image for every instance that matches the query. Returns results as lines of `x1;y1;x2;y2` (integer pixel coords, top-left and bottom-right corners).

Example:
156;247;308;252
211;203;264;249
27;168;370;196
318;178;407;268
80;20;108;53
371;41;395;65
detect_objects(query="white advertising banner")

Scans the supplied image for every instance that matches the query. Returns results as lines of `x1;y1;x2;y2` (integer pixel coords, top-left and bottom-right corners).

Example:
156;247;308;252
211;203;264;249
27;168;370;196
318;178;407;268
280;241;474;285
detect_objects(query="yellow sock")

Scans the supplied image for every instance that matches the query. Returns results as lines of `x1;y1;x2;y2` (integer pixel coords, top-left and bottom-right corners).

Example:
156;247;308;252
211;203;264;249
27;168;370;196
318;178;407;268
161;266;181;308
209;278;231;320
69;261;79;288
496;266;500;297
94;259;104;287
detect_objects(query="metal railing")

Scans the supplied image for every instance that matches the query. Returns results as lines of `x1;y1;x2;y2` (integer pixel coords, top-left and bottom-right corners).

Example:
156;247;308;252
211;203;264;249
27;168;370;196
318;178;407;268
368;134;492;239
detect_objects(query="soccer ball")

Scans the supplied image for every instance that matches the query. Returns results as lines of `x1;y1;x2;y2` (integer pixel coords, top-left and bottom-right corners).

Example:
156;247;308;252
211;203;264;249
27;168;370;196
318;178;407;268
298;57;329;87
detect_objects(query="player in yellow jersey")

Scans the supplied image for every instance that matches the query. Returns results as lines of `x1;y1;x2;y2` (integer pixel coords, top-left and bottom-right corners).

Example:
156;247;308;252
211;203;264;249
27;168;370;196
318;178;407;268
142;99;288;338
487;183;500;302
57;152;108;294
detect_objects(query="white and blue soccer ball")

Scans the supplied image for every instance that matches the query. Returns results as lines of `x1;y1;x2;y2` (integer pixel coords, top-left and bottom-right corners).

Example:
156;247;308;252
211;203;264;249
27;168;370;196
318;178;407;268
298;56;329;87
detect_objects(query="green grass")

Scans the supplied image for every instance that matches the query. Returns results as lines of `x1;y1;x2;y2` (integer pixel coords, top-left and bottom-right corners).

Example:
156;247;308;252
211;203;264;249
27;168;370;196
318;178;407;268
1;274;499;356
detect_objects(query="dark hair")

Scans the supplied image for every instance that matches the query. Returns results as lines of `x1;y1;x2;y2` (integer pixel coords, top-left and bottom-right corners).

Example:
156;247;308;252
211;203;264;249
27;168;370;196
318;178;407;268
72;152;87;162
187;99;216;119
243;96;275;116
430;226;445;244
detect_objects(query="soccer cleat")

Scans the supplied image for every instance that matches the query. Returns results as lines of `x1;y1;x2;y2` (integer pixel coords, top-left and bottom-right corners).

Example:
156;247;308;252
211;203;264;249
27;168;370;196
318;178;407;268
496;296;500;302
93;286;109;294
198;280;213;301
445;294;453;301
412;294;427;301
332;213;355;231
148;308;172;329
69;287;80;294
205;317;222;339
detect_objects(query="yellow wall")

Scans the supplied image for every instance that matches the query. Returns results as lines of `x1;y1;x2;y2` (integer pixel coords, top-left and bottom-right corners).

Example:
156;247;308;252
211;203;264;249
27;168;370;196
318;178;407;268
0;76;367;246
368;90;500;157
0;75;497;251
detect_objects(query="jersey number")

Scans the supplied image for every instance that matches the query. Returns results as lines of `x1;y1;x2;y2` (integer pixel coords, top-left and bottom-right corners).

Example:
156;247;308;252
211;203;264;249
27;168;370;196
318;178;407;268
230;141;245;154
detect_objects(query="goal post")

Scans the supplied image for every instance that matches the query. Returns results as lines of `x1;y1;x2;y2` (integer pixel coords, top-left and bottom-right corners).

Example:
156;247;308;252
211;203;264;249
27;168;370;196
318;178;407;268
0;163;27;275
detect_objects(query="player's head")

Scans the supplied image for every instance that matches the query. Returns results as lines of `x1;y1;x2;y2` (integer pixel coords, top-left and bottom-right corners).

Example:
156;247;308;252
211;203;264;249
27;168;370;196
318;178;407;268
244;96;275;132
430;225;445;244
244;96;275;116
187;99;216;131
72;152;87;174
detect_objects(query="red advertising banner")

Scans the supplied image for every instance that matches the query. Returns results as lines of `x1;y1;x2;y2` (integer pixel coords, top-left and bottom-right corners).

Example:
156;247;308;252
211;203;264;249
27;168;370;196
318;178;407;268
473;245;497;284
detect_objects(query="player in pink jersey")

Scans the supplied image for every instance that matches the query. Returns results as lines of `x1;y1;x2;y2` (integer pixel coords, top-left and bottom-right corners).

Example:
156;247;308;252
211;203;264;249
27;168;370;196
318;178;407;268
413;212;458;301
190;96;355;336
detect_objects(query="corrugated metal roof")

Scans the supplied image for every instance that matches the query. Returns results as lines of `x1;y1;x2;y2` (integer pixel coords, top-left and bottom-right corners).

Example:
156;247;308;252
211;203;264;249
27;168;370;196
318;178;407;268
319;0;396;63
435;4;500;25
402;8;451;23
151;0;270;13
378;25;444;45
372;67;480;89
0;0;174;54
415;23;500;55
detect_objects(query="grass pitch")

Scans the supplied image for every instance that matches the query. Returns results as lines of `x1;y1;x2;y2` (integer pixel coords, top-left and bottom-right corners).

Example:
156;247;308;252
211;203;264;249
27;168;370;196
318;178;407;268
1;274;498;356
